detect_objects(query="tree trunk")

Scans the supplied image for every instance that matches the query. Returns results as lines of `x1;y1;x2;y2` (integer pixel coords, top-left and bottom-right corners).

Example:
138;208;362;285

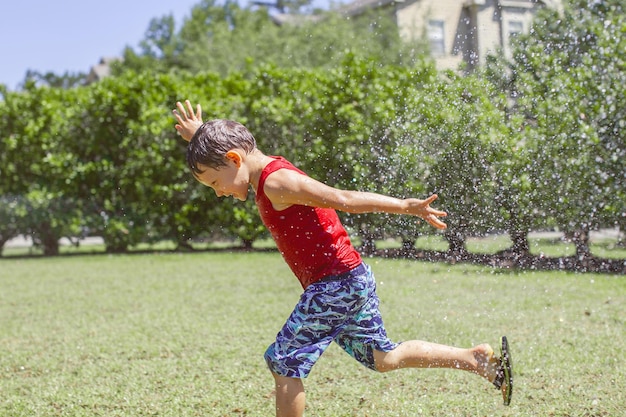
176;239;194;251
572;226;592;260
401;238;416;251
445;229;467;256
37;225;60;256
617;218;626;248
509;228;530;257
0;238;8;257
359;230;377;256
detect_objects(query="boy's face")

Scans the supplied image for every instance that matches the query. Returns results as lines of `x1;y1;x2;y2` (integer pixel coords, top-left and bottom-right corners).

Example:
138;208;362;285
194;160;249;201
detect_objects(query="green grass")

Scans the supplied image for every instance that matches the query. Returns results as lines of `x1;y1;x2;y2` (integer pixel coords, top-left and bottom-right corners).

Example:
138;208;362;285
1;252;624;416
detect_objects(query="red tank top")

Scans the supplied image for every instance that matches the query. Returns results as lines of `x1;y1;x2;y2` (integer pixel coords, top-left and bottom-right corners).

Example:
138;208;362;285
255;157;362;289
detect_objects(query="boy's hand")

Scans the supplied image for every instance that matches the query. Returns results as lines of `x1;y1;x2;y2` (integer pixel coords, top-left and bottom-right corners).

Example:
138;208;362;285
172;100;203;141
409;194;448;229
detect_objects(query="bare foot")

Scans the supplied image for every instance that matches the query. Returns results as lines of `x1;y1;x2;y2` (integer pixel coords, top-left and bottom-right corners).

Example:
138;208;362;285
471;343;499;383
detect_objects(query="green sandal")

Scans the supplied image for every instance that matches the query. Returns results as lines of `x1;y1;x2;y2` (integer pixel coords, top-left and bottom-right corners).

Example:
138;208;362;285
492;336;513;406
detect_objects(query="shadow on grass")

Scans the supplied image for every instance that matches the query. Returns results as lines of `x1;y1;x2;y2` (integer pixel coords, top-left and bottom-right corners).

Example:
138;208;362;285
3;241;625;275
373;247;626;275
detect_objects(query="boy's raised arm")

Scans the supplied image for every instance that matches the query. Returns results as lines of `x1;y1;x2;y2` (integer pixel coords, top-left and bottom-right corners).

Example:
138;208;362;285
172;100;203;141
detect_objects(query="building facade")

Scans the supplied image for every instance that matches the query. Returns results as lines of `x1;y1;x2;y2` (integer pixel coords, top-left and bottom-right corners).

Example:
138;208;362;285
341;0;562;70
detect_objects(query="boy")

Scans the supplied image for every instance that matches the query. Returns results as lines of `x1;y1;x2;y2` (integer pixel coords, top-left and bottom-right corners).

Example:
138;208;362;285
172;100;512;416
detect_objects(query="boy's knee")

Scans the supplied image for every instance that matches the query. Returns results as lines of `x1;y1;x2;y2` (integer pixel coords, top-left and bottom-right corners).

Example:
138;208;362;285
265;343;293;376
264;344;278;373
373;349;398;373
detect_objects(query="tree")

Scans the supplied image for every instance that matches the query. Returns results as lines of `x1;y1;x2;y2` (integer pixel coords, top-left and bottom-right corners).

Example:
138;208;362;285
0;82;85;255
0;196;25;255
501;0;626;260
120;15;184;75
117;0;417;78
482;55;547;258
398;71;508;255
22;70;87;89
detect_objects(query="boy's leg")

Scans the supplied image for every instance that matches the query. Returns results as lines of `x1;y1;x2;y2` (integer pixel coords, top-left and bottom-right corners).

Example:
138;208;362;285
265;273;371;417
373;341;498;382
272;373;305;417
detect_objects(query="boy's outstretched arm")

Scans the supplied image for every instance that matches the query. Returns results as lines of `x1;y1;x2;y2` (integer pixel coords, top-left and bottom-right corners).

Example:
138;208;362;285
263;169;447;229
172;100;203;141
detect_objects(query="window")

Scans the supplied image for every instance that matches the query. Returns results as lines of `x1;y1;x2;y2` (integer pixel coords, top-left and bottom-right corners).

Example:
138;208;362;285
428;20;445;56
508;20;523;39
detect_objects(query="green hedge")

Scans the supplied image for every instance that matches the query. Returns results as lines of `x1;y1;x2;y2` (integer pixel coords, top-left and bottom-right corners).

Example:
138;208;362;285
0;55;623;256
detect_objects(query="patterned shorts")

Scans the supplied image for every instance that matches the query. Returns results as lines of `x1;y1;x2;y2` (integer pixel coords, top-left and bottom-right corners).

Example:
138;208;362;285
264;263;398;378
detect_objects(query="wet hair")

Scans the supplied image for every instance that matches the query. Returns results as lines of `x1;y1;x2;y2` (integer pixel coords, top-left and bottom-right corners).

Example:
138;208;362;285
186;119;257;175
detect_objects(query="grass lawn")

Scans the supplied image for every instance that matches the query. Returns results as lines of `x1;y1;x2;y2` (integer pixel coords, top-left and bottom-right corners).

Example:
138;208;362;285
1;252;624;416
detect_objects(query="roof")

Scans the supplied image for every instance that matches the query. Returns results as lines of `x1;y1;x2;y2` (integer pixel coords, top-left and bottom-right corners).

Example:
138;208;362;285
338;0;403;17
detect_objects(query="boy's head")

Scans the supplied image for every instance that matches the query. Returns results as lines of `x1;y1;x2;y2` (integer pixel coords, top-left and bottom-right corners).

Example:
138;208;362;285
186;119;256;175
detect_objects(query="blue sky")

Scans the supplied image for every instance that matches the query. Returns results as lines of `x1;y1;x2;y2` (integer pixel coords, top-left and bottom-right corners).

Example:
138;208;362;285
0;0;336;91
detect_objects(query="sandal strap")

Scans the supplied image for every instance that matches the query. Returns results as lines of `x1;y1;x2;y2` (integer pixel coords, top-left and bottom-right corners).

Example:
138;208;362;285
492;362;505;389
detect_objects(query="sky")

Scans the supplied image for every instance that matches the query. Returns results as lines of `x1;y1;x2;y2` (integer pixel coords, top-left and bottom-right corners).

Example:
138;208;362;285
0;0;334;91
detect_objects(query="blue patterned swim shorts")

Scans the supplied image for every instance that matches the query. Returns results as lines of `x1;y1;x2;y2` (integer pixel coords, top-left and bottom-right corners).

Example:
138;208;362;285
264;263;398;378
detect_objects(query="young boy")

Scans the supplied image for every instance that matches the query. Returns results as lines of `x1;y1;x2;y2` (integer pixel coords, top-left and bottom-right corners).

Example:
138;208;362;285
172;100;513;416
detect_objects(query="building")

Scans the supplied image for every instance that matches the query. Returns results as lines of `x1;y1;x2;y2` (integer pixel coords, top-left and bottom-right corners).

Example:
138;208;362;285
339;0;562;71
85;57;122;84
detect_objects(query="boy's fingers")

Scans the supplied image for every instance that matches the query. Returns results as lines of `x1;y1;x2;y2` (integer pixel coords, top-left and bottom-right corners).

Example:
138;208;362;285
428;216;447;229
175;101;186;116
425;194;438;204
175;101;193;119
174;100;202;124
185;100;195;117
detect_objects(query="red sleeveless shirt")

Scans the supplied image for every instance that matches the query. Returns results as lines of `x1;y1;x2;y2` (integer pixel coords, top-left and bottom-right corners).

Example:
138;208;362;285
255;157;362;289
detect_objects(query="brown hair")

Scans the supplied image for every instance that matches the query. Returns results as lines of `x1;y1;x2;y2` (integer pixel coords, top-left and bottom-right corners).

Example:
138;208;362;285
186;119;257;175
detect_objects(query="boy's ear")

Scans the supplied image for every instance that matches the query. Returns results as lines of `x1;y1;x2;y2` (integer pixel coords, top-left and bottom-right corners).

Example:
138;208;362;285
225;150;242;167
